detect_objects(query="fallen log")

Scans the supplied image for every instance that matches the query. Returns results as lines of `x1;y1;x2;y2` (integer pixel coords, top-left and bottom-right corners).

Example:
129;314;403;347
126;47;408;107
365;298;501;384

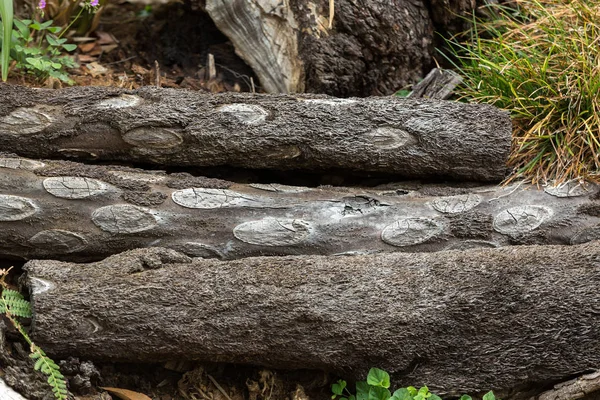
24;242;600;394
1;156;599;261
0;85;511;182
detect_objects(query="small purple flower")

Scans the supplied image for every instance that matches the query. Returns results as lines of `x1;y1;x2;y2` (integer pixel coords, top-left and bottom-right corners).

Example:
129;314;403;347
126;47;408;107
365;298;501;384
90;0;99;6
38;0;46;9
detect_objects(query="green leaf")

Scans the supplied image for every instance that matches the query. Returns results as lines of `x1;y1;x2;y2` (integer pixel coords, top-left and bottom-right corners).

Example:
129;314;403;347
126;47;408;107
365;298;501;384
47;26;61;33
368;386;391;400
29;21;42;30
407;387;417;397
395;89;411;97
333;380;347;396
417;386;429;397
13;19;29;38
482;391;496;400
459;395;473;400
61;43;76;52
46;35;59;46
356;381;370;400
391;388;412;400
429;395;442;400
33;357;44;371
367;368;390;388
39;20;53;29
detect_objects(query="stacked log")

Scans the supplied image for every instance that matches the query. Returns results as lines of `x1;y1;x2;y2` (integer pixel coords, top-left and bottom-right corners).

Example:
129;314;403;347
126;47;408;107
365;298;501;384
0;85;598;397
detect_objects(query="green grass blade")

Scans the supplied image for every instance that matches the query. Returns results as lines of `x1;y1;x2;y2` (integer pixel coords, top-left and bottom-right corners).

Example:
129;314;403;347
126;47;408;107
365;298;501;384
0;0;14;81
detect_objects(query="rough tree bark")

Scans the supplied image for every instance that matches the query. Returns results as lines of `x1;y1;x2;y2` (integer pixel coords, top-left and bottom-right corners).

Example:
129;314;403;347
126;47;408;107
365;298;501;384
24;242;600;394
1;155;599;261
0;85;511;182
201;0;505;96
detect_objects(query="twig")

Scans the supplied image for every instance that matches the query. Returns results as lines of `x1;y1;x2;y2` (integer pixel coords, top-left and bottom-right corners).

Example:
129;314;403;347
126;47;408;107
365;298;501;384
154;60;160;88
105;56;137;66
532;371;600;400
207;374;233;400
206;53;216;81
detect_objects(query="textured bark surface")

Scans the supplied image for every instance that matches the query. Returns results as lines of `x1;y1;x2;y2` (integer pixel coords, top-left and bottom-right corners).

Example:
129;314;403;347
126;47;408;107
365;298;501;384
203;0;433;96
0;85;511;182
1;155;599;261
25;242;600;394
201;0;508;96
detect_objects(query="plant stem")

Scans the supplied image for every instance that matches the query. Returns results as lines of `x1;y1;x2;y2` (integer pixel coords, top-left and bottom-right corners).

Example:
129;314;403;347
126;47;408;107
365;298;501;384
58;6;84;40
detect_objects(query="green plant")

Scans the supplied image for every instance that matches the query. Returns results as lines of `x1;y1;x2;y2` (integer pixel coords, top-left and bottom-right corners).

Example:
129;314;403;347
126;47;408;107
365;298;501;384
0;0;13;81
1;268;69;400
0;18;78;84
443;0;600;184
332;368;497;400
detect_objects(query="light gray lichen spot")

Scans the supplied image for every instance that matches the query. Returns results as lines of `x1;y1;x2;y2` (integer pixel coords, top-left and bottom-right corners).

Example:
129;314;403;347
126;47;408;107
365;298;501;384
233;218;312;246
107;170;166;183
0;106;57;134
172;188;264;209
302;98;358;106
381;217;445;247
445;240;499;251
122;127;183;148
249;183;310;193
43;177;109;199
29;277;56;295
218;103;269;125
0;158;45;170
0;195;38;221
96;94;142;109
264;145;302;159
92;204;157;233
368;127;415;149
432;194;482;214
181;242;225;258
29;229;87;253
493;205;553;235
544;180;590;198
571;226;600;245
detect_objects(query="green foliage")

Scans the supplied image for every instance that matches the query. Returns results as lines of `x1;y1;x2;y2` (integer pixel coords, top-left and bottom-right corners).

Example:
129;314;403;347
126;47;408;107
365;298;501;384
1;268;69;400
0;18;78;84
444;0;600;184
31;345;68;400
0;288;32;318
0;0;13;81
332;368;496;400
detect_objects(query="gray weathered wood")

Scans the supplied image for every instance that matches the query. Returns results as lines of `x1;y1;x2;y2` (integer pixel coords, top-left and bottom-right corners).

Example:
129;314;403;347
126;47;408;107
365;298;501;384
1;156;599;261
0;85;511;182
408;68;462;100
24;242;600;394
201;0;505;97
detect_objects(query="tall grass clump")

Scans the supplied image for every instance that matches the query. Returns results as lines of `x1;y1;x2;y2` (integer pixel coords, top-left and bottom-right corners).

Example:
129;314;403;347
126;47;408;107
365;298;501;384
446;0;600;184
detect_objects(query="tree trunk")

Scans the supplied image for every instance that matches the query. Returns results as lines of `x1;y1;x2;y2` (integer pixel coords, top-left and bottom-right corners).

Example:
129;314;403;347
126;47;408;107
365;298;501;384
201;0;506;96
0;85;511;182
24;242;600;394
1;155;599;261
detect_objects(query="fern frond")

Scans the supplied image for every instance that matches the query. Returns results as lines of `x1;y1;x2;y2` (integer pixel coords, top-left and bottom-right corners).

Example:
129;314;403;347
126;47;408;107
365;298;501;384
1;289;32;318
30;345;68;400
